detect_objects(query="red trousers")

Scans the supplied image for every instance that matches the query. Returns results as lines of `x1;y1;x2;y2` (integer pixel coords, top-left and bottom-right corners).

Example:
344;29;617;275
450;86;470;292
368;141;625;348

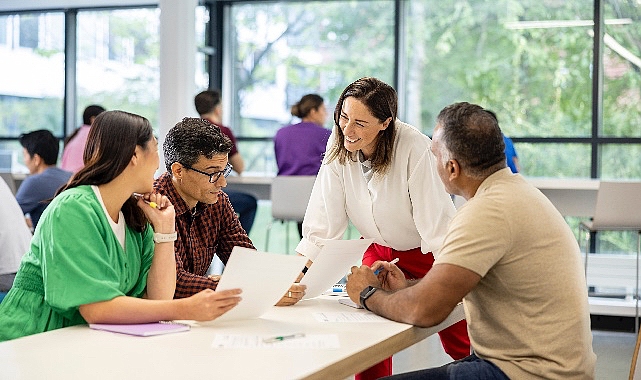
355;243;471;380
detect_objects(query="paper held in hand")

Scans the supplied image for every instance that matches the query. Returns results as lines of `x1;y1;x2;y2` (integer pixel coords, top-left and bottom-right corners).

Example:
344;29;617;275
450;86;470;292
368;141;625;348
208;246;307;323
300;238;374;299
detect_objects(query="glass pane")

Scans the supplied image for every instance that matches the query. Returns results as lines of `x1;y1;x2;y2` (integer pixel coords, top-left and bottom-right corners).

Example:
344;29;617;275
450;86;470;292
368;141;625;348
228;0;395;174
517;143;591;177
0;141;25;173
0;13;65;141
77;9;160;129
403;1;593;137
600;144;641;180
236;140;276;175
196;5;209;89
602;1;641;137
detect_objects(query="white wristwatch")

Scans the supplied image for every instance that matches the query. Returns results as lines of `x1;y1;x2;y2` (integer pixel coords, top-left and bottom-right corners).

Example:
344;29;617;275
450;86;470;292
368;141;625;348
153;232;177;243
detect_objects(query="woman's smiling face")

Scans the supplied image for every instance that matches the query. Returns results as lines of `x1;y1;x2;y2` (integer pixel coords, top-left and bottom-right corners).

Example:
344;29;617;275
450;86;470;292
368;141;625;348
338;97;390;160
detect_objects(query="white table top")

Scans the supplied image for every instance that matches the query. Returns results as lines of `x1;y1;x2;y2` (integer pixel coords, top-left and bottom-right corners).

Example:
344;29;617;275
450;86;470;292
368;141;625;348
0;297;465;380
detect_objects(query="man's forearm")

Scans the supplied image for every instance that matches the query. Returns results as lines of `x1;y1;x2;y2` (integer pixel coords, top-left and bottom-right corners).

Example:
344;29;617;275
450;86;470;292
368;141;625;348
364;286;450;328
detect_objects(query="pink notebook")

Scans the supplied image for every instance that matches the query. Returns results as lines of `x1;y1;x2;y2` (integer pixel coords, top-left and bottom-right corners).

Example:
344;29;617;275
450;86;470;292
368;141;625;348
89;322;190;337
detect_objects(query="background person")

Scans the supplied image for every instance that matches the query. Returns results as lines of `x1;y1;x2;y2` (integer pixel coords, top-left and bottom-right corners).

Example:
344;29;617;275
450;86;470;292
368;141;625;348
16;129;72;229
274;93;331;237
0;177;31;294
195;90;257;234
503;134;520;173
155;117;306;305
346;102;596;379
274;93;331;176
61;104;106;173
0;110;242;342
296;77;470;379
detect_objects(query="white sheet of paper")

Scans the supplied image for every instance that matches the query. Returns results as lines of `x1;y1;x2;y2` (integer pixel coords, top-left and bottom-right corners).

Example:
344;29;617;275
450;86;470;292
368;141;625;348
211;334;340;349
312;312;389;323
205;247;307;323
300;238;374;299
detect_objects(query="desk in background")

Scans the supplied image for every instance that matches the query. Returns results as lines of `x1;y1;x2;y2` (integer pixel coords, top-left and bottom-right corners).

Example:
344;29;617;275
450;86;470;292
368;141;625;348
526;177;599;217
0;297;465;380
455;177;600;218
225;175;274;201
227;175;600;217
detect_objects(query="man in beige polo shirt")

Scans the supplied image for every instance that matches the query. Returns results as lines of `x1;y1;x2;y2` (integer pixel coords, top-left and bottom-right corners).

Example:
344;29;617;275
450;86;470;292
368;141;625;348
346;102;596;379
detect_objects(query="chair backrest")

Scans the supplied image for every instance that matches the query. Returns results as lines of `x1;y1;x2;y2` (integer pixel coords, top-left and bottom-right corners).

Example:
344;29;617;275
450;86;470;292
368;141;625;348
592;181;641;229
270;175;316;222
0;172;16;194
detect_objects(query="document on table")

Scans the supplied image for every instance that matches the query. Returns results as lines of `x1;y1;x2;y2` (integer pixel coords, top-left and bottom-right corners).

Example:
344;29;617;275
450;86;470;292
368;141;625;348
211;334;340;349
205;247;307;323
301;238;374;299
313;312;389;322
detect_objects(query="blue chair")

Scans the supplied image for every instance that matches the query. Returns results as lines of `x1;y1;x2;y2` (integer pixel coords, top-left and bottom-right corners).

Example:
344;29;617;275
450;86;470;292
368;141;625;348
0;292;7;303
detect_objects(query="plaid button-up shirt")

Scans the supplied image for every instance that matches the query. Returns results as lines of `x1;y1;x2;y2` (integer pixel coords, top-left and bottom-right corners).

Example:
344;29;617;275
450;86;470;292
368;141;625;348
154;172;255;298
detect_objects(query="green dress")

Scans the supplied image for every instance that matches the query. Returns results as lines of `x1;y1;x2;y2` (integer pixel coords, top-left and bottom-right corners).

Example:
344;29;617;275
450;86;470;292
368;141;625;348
0;186;154;341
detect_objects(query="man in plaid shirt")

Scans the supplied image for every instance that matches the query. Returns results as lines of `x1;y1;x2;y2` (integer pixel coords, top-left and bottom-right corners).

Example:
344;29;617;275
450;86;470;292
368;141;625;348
155;118;305;304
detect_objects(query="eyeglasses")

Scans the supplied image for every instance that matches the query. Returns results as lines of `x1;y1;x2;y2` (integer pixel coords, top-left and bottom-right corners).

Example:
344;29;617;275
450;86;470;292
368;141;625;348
181;162;233;183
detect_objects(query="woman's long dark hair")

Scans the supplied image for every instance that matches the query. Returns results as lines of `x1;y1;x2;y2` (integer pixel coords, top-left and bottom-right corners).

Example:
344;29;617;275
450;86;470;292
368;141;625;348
56;110;154;232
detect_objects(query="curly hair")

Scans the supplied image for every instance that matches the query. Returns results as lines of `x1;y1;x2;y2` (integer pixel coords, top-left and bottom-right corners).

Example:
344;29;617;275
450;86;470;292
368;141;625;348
163;117;232;172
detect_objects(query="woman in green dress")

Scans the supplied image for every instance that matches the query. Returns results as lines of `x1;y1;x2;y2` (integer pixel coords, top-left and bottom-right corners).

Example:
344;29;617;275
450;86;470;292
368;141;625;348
0;110;242;341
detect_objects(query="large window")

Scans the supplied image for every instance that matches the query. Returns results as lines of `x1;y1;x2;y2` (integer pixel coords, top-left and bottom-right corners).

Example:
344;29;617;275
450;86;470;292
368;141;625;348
402;0;594;177
226;1;395;174
77;8;160;128
0;12;65;166
0;1;639;180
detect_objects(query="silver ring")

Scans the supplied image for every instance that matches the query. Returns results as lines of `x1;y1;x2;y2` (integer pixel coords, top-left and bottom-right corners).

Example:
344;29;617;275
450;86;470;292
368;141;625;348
288;291;292;298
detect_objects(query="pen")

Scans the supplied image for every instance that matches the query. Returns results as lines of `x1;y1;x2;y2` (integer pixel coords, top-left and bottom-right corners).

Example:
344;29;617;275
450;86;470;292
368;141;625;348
373;257;400;275
263;333;305;343
133;193;158;209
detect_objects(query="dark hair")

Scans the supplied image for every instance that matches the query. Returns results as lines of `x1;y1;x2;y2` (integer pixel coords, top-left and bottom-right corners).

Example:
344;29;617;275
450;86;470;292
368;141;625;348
19;129;60;165
291;94;324;118
163;117;233;172
57;110;154;232
65;105;106;146
83;105;106;125
436;102;506;179
194;90;221;116
326;77;397;174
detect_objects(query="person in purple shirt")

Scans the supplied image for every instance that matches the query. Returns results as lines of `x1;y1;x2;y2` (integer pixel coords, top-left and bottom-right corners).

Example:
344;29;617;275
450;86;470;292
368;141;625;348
274;94;330;237
274;94;331;176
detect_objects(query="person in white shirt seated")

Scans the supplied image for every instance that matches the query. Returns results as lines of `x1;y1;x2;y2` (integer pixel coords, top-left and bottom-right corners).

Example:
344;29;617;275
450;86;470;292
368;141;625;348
0;176;31;293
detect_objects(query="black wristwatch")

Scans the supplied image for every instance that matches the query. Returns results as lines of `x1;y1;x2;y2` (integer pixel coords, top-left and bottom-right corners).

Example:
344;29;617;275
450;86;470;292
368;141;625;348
359;286;378;311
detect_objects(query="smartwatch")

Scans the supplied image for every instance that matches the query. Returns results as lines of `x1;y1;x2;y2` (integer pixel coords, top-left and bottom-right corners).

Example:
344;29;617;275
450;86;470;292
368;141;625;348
359;286;378;311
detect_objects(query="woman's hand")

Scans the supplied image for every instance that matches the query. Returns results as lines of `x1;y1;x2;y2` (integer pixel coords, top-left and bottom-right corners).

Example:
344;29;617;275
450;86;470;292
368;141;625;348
135;193;175;233
182;288;242;321
275;283;307;306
